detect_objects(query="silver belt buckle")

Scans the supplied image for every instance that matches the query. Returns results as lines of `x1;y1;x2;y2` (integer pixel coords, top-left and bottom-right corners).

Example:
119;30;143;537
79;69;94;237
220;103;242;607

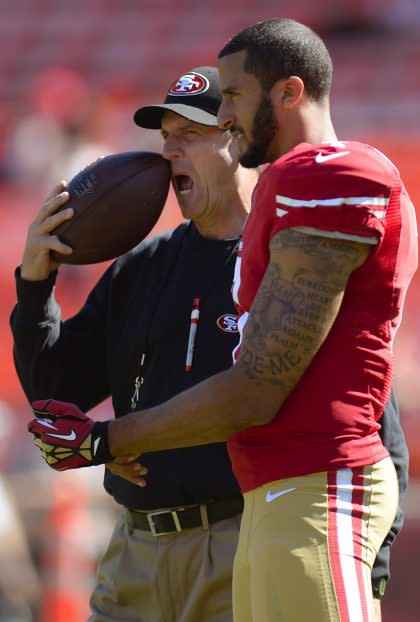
147;508;183;536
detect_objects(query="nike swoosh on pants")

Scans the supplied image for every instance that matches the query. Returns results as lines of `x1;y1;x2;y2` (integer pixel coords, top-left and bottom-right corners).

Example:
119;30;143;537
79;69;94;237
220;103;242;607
265;487;296;503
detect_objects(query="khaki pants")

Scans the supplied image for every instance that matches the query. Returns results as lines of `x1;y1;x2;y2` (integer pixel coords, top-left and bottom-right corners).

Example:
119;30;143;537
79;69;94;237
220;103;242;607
89;510;241;622
233;457;398;622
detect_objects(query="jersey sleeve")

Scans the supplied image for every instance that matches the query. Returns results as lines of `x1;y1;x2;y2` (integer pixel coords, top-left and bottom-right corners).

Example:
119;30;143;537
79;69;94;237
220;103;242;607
259;148;393;244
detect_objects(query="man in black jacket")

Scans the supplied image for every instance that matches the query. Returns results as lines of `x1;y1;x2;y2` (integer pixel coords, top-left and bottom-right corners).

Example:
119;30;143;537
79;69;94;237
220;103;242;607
13;66;407;622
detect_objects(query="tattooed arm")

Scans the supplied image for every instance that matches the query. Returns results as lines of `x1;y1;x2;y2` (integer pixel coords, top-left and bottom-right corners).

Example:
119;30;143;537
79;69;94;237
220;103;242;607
236;228;369;402
108;229;370;456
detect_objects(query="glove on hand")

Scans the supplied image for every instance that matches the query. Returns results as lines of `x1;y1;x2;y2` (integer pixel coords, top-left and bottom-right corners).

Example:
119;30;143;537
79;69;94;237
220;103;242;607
28;399;112;470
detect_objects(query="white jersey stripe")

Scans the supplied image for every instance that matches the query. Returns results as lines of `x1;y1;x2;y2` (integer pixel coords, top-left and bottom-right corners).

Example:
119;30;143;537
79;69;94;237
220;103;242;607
232;312;248;364
232;245;242;306
290;226;378;245
276;195;389;208
335;469;365;622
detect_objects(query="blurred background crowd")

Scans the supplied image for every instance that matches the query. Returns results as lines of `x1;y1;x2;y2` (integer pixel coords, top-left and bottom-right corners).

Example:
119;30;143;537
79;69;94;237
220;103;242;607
0;1;419;620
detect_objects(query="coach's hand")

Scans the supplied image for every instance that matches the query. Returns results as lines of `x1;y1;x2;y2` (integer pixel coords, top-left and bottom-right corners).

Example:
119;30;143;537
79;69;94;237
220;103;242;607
20;181;73;281
28;399;113;470
106;455;149;487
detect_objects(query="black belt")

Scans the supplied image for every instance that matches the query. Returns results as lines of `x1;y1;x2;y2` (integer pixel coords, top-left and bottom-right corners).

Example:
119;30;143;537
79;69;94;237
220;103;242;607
126;498;243;536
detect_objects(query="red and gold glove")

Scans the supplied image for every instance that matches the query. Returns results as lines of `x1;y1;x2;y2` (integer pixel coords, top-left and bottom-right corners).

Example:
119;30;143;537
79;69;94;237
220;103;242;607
28;399;113;470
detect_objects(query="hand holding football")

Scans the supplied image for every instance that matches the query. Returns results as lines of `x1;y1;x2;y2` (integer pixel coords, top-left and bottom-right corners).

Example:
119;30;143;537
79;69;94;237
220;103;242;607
51;151;171;264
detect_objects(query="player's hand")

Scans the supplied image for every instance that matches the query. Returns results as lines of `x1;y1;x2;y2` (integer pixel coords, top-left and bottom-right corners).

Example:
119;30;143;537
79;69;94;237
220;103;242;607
28;399;113;471
20;181;73;281
106;455;149;487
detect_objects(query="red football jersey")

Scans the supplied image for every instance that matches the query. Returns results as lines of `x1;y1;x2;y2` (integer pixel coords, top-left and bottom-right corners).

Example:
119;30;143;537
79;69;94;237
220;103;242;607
228;141;418;493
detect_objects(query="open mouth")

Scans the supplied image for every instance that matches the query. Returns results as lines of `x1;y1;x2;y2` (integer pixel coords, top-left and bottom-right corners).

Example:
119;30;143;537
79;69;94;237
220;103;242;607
173;174;193;196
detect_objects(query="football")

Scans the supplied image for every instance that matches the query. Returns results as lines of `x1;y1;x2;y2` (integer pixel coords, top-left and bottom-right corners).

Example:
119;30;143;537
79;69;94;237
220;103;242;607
50;151;171;264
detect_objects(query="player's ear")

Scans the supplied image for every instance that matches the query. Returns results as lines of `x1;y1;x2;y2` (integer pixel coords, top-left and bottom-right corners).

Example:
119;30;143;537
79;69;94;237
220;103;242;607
271;76;304;111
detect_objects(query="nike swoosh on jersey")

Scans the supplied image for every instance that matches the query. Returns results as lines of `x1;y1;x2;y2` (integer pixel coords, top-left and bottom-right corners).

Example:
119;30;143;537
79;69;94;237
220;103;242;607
265;487;296;503
45;430;77;441
315;151;350;164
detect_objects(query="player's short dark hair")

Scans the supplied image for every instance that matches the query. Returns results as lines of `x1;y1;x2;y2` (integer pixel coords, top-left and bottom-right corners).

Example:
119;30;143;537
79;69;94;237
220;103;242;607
218;18;333;101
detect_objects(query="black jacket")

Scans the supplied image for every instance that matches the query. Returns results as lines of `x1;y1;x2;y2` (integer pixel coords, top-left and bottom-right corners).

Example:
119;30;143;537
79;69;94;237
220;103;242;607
10;221;408;582
11;222;242;508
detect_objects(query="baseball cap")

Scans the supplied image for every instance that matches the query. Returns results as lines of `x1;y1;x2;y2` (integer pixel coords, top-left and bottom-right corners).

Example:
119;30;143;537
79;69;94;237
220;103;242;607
133;66;221;129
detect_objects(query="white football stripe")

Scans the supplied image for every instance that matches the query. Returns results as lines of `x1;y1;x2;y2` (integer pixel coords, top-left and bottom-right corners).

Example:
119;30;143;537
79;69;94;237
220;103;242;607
275;195;389;208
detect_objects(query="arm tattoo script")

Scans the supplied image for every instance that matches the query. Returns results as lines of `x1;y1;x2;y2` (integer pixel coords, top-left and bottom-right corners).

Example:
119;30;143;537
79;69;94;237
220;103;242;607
237;228;369;393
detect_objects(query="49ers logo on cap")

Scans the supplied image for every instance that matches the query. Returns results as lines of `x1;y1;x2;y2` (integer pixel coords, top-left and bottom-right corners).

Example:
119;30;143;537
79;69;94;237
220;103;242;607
216;314;238;333
168;72;209;97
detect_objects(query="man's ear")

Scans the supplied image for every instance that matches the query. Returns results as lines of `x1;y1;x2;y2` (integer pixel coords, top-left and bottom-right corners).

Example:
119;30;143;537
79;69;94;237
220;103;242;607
271;76;304;111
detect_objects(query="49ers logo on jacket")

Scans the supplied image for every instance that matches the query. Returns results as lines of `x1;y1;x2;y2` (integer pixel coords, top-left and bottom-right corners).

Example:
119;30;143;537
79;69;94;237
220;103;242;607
216;314;238;333
168;72;209;96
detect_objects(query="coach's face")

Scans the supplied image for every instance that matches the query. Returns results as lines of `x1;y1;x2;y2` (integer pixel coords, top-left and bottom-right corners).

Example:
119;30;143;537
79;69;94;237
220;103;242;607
161;111;241;224
218;50;278;167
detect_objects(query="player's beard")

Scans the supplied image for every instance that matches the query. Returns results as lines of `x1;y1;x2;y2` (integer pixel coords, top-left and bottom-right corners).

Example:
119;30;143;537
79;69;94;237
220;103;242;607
239;94;278;168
